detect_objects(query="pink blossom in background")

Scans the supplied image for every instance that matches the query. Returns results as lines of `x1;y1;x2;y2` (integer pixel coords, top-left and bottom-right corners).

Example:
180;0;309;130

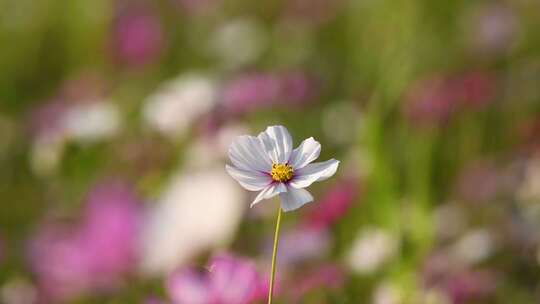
306;178;359;229
167;254;266;304
422;253;498;304
404;71;495;126
290;265;346;302
222;73;280;114
145;296;169;304
28;99;69;141
422;252;455;290
112;9;164;67
79;182;142;283
28;181;142;301
456;72;495;109
221;71;316;114
168;268;211;304
446;270;498;304
404;76;459;126
28;225;92;301
209;255;265;303
279;71;318;104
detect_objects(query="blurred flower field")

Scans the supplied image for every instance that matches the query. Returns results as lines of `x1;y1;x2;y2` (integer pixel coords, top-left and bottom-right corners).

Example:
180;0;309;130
1;0;540;303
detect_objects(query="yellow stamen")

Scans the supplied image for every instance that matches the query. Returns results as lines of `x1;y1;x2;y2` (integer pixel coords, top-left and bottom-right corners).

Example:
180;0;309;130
271;163;294;182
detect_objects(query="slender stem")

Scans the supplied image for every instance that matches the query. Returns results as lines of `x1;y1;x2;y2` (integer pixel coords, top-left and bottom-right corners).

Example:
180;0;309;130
268;206;283;304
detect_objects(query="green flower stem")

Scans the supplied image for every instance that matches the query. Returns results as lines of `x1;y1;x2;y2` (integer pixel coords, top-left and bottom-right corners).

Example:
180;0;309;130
268;206;283;304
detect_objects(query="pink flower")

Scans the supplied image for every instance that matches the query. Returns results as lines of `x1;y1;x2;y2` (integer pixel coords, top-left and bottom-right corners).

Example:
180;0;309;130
280;71;318;104
289;265;346;302
79;182;142;279
167;254;266;304
404;76;459;126
446;270;498;304
145;296;169;304
28;99;69;141
112;8;164;67
404;71;495;126
422;253;498;304
456;72;495;109
222;71;316;114
28;181;142;301
28;225;91;300
305;178;359;229
222;73;280;114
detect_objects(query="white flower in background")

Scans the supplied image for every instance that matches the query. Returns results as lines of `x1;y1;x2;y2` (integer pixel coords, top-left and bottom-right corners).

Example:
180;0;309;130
143;74;217;138
63;101;120;142
28;100;121;176
210;18;266;68
140;167;245;275
450;228;494;265
347;227;399;274
225;125;339;212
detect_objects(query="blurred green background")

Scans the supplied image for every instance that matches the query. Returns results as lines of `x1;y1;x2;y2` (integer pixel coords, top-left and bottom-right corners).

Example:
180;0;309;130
1;0;540;303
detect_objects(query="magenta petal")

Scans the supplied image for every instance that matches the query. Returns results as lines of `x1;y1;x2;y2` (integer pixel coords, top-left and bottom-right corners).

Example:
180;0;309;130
81;182;142;279
27;181;143;301
167;254;265;304
167;268;212;304
209;255;261;304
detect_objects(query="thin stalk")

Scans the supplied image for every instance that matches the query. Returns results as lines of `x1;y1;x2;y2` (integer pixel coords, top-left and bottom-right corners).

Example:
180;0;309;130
268;206;283;304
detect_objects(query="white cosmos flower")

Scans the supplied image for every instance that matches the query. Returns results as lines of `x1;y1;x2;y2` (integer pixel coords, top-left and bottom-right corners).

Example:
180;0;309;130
225;125;339;212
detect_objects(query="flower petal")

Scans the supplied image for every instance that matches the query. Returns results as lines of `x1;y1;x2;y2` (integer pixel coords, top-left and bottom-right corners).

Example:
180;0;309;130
289;159;340;189
167;268;211;304
279;187;314;212
251;183;287;207
210;255;260;304
229;135;273;173
258;125;293;164
288;137;321;169
226;165;272;191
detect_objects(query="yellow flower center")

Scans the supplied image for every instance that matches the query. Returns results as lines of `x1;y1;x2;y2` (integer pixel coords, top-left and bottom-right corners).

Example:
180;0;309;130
271;163;294;182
